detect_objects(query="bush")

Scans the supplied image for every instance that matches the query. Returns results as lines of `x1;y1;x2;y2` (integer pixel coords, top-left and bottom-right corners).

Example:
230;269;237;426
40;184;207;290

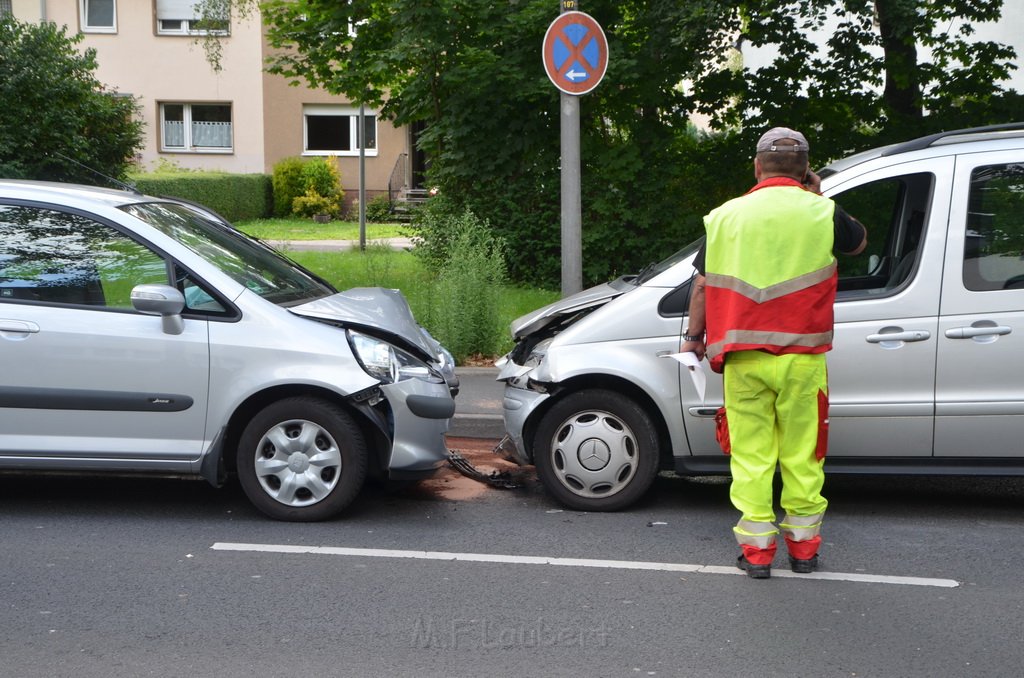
292;157;343;218
365;194;394;222
409;194;462;273
300;156;341;197
1;17;143;183
271;156;306;218
420;207;508;363
130;171;272;222
292;187;340;219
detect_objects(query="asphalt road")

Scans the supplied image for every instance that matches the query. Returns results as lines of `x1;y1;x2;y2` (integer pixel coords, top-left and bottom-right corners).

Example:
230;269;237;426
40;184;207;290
2;450;1023;677
450;366;504;439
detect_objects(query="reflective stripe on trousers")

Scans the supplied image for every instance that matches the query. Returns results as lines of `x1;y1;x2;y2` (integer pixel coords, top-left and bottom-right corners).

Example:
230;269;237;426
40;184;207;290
724;351;829;549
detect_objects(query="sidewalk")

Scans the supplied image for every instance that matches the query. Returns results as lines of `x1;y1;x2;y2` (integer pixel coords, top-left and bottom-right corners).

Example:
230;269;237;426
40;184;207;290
267;237;415;251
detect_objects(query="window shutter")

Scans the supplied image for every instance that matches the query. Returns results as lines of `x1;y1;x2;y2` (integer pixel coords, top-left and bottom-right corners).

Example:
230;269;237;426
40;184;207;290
156;0;200;20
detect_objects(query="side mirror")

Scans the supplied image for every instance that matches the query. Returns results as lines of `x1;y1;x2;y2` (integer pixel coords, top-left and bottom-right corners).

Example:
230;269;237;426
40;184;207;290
131;284;186;335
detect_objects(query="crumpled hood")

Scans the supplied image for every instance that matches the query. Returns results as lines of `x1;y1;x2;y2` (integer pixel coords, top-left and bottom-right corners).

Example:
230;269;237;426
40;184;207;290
511;279;630;340
290;287;436;358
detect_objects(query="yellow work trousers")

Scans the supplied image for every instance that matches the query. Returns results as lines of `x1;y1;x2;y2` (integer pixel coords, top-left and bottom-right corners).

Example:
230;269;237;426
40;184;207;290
723;351;828;553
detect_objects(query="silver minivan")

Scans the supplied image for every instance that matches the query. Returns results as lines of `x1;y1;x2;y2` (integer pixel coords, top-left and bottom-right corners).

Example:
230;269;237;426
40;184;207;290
0;180;456;521
498;123;1024;511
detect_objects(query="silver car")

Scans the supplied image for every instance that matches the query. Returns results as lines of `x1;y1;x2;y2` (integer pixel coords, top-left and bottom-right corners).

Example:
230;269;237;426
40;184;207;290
497;123;1024;511
0;180;457;521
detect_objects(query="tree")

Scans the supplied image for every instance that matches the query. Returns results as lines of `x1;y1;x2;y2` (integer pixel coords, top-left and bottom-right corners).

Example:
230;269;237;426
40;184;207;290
0;17;144;183
254;0;736;285
206;1;1020;286
694;0;1023;162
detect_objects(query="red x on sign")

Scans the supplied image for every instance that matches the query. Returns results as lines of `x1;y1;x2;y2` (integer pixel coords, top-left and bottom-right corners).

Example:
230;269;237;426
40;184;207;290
542;11;608;96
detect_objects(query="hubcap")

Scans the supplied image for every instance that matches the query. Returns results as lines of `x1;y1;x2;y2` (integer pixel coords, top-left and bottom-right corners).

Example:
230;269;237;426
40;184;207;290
548;410;638;498
253;419;343;507
577;438;611;471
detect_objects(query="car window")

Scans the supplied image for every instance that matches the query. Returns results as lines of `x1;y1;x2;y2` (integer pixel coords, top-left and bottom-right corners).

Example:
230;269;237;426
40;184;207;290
830;172;933;296
122;201;334;305
0;205;168;308
173;264;228;314
963;164;1024;291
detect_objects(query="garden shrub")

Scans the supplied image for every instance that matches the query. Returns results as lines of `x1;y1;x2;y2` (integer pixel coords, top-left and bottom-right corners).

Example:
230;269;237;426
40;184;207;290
271;156;306;218
131;171;272;222
292;157;344;218
365;194;394;223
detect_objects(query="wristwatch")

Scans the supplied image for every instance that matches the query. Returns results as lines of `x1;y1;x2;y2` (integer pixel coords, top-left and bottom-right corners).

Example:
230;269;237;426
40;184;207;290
683;330;704;342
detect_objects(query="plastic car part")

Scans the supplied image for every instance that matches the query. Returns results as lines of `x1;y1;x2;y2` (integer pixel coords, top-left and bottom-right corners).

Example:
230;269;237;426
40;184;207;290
236;396;368;521
533;389;659;511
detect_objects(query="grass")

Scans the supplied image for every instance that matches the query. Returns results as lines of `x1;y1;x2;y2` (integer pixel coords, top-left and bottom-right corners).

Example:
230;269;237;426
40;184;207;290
234;217;411;241
285;247;560;359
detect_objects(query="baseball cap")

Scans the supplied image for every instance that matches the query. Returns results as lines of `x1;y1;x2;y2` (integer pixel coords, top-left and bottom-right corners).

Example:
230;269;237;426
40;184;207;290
756;127;810;153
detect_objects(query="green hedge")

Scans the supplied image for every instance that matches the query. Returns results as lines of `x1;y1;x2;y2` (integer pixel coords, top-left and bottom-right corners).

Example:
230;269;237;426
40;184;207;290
130;172;273;222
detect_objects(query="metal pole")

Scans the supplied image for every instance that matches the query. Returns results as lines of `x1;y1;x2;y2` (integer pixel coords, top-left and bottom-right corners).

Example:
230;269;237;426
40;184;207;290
560;93;582;296
559;0;582;296
358;100;367;251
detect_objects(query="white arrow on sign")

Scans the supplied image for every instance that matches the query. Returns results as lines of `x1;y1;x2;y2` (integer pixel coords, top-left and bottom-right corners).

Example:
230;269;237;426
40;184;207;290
565;69;587;81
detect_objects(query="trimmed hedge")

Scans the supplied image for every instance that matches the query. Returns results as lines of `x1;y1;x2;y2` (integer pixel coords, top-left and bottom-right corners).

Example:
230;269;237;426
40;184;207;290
130;172;273;222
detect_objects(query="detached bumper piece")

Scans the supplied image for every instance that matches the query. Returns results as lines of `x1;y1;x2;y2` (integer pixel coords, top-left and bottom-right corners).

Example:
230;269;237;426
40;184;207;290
447;452;521;489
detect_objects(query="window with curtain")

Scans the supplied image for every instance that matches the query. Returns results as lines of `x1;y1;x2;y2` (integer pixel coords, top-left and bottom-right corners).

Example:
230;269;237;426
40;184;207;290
160;103;233;152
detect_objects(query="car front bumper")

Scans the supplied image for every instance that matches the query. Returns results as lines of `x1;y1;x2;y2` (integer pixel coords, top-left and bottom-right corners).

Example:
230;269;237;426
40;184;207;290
497;384;550;466
380;378;455;477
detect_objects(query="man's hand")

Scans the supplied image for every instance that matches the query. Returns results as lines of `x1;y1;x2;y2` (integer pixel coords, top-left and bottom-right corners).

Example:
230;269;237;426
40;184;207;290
681;338;706;361
804;169;822;194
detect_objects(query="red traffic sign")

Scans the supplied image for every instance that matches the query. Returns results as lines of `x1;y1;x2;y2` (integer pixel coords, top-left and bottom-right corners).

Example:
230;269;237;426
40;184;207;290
542;11;608;96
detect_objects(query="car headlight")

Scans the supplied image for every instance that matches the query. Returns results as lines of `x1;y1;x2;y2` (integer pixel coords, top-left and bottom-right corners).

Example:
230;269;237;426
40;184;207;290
525;337;553;368
348;330;444;384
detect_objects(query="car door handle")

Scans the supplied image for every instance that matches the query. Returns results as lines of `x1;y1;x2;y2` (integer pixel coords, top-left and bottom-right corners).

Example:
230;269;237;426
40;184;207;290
866;330;931;343
0;319;40;334
688;407;720;417
944;325;1011;339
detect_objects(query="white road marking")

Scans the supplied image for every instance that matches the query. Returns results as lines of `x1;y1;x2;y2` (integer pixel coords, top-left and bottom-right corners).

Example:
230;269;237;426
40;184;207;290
211;542;959;588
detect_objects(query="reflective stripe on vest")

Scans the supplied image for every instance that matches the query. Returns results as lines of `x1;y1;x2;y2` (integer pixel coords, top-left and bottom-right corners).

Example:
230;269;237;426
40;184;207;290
704;182;837;373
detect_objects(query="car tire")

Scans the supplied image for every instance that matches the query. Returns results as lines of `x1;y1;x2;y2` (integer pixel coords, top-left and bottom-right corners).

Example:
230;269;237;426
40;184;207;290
237;397;368;521
533;389;660;511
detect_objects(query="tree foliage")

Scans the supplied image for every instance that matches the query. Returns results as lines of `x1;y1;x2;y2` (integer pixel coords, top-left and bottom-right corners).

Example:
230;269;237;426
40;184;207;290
696;0;1023;162
213;1;1020;287
0;17;144;183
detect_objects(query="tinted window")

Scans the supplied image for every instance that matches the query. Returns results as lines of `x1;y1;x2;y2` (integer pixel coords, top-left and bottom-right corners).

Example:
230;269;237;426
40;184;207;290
963;164;1024;291
0;205;167;308
831;172;933;295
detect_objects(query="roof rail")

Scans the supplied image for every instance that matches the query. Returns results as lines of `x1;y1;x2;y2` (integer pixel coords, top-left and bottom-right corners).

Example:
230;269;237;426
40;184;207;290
880;122;1024;157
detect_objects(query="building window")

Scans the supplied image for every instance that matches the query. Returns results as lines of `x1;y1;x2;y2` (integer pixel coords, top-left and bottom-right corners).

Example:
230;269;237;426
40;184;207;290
80;0;116;33
0;0;13;18
160;103;233;153
156;0;229;36
303;105;377;156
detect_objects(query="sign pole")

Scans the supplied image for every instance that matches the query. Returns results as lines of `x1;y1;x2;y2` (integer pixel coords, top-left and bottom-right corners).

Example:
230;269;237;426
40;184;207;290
559;0;582;296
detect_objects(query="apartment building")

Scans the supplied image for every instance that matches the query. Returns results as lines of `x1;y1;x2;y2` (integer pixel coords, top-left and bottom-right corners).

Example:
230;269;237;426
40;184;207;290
7;0;418;203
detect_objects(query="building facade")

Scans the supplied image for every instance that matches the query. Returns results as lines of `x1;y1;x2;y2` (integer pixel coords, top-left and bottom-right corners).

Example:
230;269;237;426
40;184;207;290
10;0;413;204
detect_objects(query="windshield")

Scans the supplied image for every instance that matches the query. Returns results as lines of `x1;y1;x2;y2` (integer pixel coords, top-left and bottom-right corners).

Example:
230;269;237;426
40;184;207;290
634;236;705;284
121;202;335;305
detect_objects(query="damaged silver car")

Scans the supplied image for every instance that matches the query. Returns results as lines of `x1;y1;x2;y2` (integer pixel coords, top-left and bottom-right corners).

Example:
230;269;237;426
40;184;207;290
0;180;457;521
498;123;1024;511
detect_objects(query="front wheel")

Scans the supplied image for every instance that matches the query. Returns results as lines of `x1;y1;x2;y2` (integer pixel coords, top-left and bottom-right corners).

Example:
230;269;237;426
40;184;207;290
237;397;368;521
533;389;660;511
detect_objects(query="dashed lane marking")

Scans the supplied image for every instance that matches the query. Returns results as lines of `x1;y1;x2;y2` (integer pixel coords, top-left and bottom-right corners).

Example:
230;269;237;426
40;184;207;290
211;542;959;588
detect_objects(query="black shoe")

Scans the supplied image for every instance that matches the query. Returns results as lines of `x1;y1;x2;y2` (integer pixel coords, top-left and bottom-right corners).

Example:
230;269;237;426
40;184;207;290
788;554;819;573
737;555;771;579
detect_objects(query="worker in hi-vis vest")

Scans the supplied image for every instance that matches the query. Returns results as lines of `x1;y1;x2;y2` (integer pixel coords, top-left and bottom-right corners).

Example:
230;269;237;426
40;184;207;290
681;127;867;579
